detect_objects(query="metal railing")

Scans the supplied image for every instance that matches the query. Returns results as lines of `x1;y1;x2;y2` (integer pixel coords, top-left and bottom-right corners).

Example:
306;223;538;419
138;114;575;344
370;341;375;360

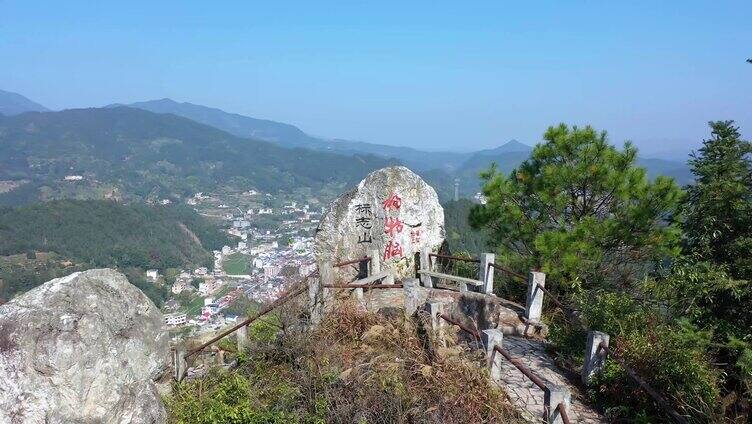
333;256;372;268
424;249;684;422
597;343;687;424
488;262;527;281
185;270;317;359
429;252;480;265
437;312;570;422
323;283;403;289
557;403;571;424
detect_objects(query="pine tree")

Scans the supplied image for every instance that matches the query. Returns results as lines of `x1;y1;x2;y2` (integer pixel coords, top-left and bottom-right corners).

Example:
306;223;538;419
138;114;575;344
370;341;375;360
470;123;683;291
683;120;752;280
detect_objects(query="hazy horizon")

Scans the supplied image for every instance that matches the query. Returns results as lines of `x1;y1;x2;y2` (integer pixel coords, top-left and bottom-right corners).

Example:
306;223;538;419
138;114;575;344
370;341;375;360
1;1;750;156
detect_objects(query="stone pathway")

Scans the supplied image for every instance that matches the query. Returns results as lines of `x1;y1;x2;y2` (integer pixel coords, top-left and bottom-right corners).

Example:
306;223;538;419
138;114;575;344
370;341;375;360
497;336;606;423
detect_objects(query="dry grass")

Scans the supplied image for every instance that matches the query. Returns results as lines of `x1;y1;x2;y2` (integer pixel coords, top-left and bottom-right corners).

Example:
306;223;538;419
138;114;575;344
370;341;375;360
254;300;522;423
168;300;524;423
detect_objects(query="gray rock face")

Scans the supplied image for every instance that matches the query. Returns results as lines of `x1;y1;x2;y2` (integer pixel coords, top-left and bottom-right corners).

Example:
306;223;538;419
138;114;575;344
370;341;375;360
315;166;445;280
0;269;169;424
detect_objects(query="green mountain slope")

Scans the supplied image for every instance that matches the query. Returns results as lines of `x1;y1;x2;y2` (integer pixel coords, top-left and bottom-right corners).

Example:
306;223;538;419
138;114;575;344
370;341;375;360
0;199;228;269
119;98;473;171
112;98;319;146
0;107;396;203
0;89;49;116
0;199;230;302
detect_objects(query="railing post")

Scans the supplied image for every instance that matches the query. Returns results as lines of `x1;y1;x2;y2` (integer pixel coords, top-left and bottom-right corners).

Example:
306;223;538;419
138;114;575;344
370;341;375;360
174;345;187;382
525;271;546;323
236;324;249;352
481;329;504;381
403;278;421;317
353;285;364;302
419;248;434;288
320;261;333;312
543;384;571;424
369;249;381;275
428;302;445;333
458;280;468;292
309;263;331;326
582;331;610;385
479;253;495;295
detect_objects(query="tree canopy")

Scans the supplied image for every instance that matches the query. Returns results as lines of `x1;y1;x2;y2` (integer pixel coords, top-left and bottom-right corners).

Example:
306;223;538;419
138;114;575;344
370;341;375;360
683;120;752;279
470;123;683;290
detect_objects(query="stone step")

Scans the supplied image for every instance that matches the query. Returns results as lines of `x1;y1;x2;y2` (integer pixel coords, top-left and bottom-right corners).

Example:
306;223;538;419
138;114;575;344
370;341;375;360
497;337;607;423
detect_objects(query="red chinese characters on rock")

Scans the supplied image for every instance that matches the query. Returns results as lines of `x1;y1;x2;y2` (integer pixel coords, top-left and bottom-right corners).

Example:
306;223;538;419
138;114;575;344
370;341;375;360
410;229;421;244
384;217;404;237
381;192;404;261
382;193;402;211
383;240;403;261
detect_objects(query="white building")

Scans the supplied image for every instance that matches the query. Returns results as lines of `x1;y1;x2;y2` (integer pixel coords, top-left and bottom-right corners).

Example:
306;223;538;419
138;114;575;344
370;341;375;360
146;269;159;281
164;313;187;326
199;279;222;296
171;280;189;294
263;265;281;279
238;241;247;250
64;175;83;181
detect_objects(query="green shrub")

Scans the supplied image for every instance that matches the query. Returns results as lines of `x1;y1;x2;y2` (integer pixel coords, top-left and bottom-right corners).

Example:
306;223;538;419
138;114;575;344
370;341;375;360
551;291;721;422
165;371;297;424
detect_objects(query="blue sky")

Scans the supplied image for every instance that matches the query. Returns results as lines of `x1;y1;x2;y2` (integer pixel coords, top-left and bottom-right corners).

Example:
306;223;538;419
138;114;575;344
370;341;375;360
1;1;749;155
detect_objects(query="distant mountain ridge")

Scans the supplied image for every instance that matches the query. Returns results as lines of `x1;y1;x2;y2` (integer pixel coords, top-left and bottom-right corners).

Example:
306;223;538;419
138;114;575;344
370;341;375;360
0;106;396;204
472;139;532;156
107;98;320;147
0;89;49;116
116;98;481;171
1;91;693;202
116;98;692;187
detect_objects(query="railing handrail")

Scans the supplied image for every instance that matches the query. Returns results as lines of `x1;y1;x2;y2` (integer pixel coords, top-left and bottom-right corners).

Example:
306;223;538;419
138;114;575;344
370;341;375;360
437;313;547;390
323;283;403;289
598;343;687;424
492;344;548;390
557;402;572;424
429;252;481;264
488;262;526;281
186;270;317;357
436;312;562;415
438;312;481;339
334;256;371;268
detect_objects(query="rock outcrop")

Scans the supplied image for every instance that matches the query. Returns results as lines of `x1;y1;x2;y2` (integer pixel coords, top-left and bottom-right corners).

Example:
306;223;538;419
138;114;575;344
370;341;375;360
314;166;444;280
0;269;169;424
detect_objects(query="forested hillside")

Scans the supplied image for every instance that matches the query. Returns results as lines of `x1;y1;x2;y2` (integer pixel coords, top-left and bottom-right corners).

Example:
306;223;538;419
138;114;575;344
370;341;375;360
0;199;227;269
0;107;396;204
443;199;488;253
0;199;230;303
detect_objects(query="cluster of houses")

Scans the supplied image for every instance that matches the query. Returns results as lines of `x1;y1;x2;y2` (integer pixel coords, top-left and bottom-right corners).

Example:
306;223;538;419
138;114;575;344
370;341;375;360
161;192;325;336
168;267;225;296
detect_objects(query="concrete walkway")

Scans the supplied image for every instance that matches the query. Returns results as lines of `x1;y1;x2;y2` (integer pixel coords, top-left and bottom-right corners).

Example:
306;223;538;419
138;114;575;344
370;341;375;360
497;337;606;423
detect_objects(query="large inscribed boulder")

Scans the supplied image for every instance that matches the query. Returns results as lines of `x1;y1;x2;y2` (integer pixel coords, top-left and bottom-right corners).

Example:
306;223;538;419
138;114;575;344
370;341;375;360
314;166;445;280
0;268;169;424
